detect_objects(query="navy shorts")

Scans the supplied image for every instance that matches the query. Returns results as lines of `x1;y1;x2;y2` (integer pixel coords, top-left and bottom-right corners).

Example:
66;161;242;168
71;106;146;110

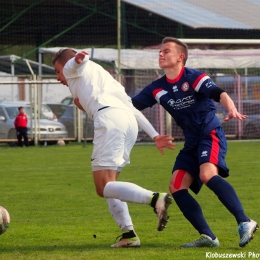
172;126;229;194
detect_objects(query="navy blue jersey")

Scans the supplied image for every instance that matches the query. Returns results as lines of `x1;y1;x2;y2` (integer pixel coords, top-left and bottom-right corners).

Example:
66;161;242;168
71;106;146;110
132;67;222;143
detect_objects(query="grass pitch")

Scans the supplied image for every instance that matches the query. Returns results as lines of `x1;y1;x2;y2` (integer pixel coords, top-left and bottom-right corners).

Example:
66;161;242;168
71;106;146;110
0;141;260;260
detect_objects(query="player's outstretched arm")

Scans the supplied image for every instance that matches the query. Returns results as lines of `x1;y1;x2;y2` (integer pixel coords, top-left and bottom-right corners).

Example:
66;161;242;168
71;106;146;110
75;51;88;64
219;92;248;122
130;103;175;153
153;134;175;155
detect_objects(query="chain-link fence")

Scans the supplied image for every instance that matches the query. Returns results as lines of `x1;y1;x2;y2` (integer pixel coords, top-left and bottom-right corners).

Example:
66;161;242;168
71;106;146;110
1;67;260;145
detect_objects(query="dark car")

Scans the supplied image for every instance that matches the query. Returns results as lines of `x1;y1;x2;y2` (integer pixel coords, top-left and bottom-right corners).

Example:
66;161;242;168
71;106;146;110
44;102;68;119
215;100;260;138
61;96;73;106
59;104;94;139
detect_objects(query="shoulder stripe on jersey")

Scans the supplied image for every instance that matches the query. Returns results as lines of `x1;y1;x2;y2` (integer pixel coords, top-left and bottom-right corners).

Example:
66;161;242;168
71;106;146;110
152;88;168;103
192;74;210;92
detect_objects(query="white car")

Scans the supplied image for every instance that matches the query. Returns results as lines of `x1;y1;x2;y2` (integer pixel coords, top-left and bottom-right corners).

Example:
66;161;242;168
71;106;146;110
0;102;68;141
2;101;58;121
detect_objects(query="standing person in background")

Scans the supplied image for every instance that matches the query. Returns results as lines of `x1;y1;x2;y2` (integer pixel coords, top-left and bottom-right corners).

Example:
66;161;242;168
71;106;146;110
14;106;29;147
132;37;258;248
52;49;175;248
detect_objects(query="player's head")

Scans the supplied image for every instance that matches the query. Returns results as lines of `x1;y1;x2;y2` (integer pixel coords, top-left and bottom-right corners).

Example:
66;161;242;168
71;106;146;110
18;106;24;114
52;48;76;86
52;48;77;67
159;37;188;67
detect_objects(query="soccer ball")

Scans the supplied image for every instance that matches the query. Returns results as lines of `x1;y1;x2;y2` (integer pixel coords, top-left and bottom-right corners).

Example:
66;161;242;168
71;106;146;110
57;139;65;146
0;206;10;235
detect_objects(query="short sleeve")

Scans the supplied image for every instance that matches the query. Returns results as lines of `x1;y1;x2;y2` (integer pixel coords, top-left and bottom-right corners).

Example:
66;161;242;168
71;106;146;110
132;84;157;108
192;73;219;97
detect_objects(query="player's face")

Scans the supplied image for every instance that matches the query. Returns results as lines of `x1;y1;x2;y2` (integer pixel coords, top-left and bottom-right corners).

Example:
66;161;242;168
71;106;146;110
54;62;68;86
159;42;184;69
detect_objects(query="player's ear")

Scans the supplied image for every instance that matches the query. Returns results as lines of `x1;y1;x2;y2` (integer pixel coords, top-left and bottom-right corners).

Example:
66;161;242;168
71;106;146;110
179;53;185;62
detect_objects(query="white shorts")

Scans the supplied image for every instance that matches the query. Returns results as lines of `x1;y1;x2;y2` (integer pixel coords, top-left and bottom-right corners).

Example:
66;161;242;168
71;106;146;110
91;107;138;171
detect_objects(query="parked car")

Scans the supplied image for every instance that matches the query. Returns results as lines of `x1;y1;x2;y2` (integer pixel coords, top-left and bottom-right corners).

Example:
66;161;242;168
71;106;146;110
215;100;260;138
59;104;94;139
0;102;68;141
61;96;73;106
1;101;58;121
28;102;58;121
43;102;68;119
40;103;58;121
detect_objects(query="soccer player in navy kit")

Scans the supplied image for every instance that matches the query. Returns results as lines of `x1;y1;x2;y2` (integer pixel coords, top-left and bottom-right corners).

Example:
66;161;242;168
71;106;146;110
132;37;258;247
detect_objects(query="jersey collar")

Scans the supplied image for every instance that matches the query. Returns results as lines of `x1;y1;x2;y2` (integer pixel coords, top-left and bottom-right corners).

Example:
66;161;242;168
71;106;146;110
166;67;184;84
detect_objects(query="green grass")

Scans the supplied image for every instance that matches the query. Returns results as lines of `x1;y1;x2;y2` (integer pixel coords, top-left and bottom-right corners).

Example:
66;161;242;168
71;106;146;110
0;141;260;260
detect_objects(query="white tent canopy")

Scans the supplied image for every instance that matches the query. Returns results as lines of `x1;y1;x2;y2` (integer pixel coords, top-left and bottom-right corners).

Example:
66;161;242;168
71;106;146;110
39;47;260;71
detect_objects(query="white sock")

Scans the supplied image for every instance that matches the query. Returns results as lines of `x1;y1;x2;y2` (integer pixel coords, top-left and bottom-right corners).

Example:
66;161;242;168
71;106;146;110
103;181;154;204
105;198;133;230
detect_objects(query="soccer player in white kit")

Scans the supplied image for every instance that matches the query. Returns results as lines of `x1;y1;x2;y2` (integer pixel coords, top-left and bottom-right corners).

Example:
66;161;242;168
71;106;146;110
52;49;175;248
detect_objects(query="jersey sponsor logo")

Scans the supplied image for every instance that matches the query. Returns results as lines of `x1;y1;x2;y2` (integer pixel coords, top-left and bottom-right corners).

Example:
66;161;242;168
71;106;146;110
201;151;208;157
167;95;195;110
181;82;189;92
172;85;178;92
205;80;214;88
152;88;168;103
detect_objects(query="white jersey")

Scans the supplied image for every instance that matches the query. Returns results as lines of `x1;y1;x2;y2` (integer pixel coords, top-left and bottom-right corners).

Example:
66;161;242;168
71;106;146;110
63;55;159;139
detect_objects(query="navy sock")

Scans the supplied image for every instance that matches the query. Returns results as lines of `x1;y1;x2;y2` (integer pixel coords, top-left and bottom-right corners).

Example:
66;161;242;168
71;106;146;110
207;175;249;224
172;189;216;240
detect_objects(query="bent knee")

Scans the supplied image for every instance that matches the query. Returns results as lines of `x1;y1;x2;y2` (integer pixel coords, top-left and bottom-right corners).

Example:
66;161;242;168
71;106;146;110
169;183;178;194
199;163;218;184
169;170;193;194
199;172;218;184
199;174;209;184
169;183;189;194
96;188;104;197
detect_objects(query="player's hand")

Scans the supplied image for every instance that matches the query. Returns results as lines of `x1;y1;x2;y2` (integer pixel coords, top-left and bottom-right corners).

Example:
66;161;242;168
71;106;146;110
75;51;88;64
74;97;85;111
224;109;248;122
153;134;175;155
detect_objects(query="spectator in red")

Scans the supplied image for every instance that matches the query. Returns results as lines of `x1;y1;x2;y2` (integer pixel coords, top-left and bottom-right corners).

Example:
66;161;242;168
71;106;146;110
14;106;29;147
